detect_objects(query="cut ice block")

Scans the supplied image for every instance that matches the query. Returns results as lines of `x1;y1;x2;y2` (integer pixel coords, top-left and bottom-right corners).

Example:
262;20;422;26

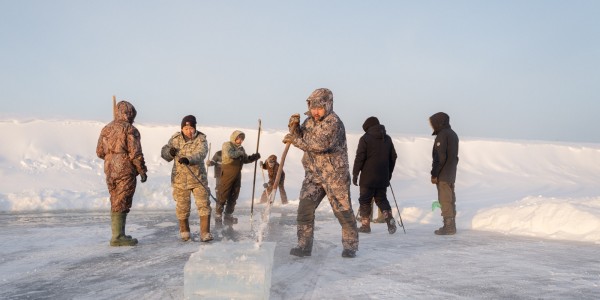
184;241;276;300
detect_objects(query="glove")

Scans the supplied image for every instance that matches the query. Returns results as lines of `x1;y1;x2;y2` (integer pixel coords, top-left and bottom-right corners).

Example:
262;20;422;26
352;175;358;186
248;153;260;162
140;173;148;183
263;183;269;188
282;133;294;144
288;113;300;132
178;157;190;165
431;176;438;184
169;147;178;157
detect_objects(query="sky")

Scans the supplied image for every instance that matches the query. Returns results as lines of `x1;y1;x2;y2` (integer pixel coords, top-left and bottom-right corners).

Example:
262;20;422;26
1;1;599;142
1;119;599;298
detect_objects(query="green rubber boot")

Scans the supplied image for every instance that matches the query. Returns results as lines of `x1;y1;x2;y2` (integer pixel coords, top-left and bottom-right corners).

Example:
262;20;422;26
110;212;138;246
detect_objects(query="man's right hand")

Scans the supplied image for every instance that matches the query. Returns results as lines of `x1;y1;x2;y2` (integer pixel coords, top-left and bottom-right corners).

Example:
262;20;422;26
169;147;178;157
288;113;300;132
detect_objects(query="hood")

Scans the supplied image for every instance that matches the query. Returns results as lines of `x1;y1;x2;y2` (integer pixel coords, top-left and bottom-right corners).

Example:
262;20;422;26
267;154;277;163
429;112;450;135
362;116;380;132
305;88;333;117
366;124;386;139
116;101;137;124
230;130;245;143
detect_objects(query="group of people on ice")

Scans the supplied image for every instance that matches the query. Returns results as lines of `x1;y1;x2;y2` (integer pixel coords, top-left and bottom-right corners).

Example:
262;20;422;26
96;88;459;258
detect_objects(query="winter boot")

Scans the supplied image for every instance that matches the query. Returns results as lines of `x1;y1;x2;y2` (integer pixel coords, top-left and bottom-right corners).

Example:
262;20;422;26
341;249;356;258
290;224;313;257
121;213;133;239
179;219;190;241
434;217;457;235
110;212;138;247
358;216;371;233
383;210;397;234
223;213;238;226
200;215;213;242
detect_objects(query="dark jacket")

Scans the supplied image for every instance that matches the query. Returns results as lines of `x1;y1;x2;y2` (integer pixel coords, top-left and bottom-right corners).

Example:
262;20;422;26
430;112;459;183
352;124;397;188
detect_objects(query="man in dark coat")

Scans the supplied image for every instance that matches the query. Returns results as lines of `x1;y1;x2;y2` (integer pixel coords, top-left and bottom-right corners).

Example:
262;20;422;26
429;112;459;235
352;116;398;234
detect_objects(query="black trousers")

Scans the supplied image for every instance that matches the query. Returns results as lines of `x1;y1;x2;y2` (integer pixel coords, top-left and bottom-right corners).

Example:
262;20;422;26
358;186;391;217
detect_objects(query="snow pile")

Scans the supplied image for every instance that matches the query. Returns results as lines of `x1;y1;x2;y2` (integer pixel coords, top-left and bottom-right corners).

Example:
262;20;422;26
1;118;600;243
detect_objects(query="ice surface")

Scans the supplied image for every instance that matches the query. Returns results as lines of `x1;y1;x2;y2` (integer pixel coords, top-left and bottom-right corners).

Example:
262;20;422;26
184;241;276;300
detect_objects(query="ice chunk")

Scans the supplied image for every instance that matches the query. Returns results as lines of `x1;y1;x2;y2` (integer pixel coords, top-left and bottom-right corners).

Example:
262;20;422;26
184;241;276;300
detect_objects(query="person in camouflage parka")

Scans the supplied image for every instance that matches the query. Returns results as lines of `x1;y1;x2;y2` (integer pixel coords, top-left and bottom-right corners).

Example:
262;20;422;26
96;100;147;246
283;88;359;258
259;154;288;204
161;115;213;242
216;130;260;225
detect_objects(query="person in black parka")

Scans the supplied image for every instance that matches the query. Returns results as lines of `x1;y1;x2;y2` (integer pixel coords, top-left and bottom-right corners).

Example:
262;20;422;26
429;112;459;235
352;116;398;234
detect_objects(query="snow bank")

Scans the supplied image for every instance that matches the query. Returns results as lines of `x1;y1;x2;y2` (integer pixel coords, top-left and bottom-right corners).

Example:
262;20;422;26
1;118;600;243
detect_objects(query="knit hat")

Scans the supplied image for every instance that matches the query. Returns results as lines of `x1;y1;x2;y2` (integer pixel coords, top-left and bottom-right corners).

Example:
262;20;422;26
181;115;197;129
362;116;380;132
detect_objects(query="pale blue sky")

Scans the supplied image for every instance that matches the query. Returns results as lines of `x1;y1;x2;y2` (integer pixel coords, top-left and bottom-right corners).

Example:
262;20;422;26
1;1;599;142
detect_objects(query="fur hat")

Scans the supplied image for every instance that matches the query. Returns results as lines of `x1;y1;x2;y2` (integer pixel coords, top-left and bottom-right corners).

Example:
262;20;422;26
181;115;197;129
362;116;380;132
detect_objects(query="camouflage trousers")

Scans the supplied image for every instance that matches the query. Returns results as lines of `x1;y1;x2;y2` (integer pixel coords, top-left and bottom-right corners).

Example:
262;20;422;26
173;186;211;220
436;181;456;218
107;175;136;213
296;177;358;251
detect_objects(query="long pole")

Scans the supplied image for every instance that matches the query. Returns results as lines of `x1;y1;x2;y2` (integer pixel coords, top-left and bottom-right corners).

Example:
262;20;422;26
389;185;406;234
250;119;262;219
112;95;117;120
184;164;218;202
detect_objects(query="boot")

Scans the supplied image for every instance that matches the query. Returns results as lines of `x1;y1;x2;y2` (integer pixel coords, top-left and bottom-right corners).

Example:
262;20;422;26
341;249;356;258
214;213;223;227
358;216;371;233
110;212;138;246
383;210;397;234
121;213;132;239
179;219;190;241
434;217;456;235
290;224;313;257
223;213;238;226
200;215;213;242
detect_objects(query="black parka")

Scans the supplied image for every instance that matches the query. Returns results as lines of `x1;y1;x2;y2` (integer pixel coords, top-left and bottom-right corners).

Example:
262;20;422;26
430;112;459;183
352;124;397;188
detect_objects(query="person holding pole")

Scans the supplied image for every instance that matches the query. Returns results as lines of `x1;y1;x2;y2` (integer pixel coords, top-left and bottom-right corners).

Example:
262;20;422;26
283;88;359;258
161;115;213;242
259;154;288;204
216;130;260;225
352;116;398;234
96;100;147;246
429;112;459;235
206;150;222;195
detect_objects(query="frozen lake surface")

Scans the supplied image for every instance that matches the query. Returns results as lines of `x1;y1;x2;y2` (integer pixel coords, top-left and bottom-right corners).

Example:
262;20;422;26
1;205;599;300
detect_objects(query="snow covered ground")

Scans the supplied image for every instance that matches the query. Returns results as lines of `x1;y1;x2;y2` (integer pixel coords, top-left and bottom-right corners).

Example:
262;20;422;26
1;119;599;299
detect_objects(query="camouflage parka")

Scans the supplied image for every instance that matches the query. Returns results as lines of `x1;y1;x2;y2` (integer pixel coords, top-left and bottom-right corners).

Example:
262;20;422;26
96;101;147;181
161;130;209;190
221;130;252;165
290;90;351;185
